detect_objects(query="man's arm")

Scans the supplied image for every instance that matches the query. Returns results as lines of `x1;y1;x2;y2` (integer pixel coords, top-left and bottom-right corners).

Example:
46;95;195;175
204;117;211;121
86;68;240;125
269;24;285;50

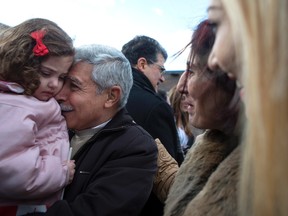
29;131;158;216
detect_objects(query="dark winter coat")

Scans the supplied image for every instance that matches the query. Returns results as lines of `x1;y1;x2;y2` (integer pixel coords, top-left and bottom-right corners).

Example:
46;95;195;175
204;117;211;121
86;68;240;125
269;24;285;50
126;68;184;216
126;68;183;165
35;108;158;216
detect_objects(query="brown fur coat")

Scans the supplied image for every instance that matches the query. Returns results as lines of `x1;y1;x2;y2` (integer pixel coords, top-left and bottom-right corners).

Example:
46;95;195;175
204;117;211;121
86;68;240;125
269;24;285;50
164;130;240;216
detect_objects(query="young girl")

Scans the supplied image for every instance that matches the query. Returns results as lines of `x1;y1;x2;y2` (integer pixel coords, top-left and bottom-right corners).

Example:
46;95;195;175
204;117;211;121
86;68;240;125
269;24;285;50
0;18;75;215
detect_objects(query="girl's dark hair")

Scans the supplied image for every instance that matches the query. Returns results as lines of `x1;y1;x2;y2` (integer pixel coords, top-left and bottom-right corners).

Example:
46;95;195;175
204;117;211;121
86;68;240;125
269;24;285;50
0;18;75;95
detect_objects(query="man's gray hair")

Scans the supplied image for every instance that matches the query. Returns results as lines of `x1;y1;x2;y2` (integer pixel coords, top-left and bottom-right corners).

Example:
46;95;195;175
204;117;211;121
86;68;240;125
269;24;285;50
74;44;133;109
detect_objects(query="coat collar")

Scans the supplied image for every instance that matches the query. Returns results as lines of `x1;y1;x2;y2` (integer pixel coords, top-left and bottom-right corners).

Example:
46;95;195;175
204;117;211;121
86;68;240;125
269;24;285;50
131;68;156;93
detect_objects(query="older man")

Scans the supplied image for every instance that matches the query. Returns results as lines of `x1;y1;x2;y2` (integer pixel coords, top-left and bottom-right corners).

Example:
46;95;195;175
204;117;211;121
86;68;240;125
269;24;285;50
37;44;158;216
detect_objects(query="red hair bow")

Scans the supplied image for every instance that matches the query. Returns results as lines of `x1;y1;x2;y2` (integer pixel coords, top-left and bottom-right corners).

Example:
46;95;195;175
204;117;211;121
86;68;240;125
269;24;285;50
30;30;49;56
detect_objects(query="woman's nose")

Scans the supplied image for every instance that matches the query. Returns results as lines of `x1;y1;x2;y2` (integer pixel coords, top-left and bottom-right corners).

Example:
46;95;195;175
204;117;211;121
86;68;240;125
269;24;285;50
207;51;219;72
176;71;189;94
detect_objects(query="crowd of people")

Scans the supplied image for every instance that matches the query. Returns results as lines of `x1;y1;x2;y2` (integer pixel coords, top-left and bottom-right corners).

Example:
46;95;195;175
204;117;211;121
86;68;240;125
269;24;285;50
0;0;287;215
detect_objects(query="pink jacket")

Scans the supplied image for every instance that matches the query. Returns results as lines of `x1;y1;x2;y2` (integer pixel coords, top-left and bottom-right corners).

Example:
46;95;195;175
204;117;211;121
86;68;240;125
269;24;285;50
0;93;70;206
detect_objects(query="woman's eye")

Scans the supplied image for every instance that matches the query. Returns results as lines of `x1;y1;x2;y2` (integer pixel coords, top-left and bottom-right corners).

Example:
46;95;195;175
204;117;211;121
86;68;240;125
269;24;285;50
205;68;216;79
207;21;218;33
187;70;195;78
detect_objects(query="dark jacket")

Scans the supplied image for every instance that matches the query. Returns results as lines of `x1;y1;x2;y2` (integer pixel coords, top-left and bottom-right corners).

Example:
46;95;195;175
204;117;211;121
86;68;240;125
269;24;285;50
126;68;184;216
35;108;158;216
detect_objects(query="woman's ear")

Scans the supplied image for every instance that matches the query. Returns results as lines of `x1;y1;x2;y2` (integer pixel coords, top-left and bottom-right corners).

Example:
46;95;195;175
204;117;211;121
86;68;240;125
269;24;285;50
104;86;121;108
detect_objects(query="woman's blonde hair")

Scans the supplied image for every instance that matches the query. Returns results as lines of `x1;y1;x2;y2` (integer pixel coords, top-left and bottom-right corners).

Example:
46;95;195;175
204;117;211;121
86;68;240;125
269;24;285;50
222;0;288;215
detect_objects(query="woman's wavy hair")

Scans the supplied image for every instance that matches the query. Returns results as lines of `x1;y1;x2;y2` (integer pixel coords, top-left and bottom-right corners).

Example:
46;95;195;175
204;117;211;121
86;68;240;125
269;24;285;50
0;18;74;95
175;19;240;134
168;85;193;137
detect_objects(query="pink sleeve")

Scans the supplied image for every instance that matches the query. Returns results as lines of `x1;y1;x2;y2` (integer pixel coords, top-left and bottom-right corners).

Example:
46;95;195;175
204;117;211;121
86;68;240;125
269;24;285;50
0;100;69;201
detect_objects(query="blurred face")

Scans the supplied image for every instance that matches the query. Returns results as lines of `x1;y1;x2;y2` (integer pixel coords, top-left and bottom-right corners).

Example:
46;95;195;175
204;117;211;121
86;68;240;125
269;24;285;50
142;53;166;92
207;0;240;83
56;61;110;131
186;61;233;130
33;55;73;101
180;93;189;112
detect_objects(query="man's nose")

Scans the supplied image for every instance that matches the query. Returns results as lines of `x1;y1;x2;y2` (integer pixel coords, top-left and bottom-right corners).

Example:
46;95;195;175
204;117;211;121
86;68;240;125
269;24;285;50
160;74;165;82
55;83;68;102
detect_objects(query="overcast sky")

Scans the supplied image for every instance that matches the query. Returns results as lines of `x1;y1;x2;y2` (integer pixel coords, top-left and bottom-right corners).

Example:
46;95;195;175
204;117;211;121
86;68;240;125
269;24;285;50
1;0;209;70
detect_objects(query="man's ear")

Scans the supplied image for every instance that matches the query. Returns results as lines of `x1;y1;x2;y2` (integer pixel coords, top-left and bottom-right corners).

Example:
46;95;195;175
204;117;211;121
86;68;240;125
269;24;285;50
135;57;147;72
104;86;121;108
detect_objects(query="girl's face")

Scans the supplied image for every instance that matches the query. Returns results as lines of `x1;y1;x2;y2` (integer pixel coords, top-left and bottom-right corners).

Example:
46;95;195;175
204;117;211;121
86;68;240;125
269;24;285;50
33;55;74;101
186;60;233;130
207;0;240;83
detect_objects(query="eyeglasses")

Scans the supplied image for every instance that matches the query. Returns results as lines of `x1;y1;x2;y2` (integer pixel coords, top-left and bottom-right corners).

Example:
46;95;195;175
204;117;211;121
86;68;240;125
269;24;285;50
147;59;166;75
154;63;166;75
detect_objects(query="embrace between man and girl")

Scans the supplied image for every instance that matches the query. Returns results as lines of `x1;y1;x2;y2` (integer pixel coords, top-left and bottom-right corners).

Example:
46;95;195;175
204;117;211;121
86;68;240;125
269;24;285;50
1;0;288;215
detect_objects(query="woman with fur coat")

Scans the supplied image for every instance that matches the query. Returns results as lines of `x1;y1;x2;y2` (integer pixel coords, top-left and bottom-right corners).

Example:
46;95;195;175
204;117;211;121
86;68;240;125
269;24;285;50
153;20;243;216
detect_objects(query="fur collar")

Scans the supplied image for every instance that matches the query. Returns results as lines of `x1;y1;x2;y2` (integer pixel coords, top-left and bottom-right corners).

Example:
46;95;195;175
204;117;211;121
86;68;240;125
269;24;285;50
164;130;240;216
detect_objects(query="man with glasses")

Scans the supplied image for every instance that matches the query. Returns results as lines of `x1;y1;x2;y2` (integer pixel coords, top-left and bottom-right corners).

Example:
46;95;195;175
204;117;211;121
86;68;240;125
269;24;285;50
122;35;184;216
